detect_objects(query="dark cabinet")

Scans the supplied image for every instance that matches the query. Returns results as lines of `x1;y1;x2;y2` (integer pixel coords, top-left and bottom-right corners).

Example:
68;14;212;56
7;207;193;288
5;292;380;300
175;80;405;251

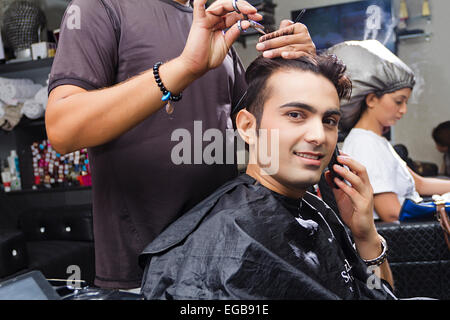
0;58;91;222
1;58;51;191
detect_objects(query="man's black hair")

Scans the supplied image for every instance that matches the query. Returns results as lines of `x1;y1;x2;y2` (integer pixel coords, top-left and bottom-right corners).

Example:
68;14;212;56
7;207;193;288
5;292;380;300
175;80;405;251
239;54;352;129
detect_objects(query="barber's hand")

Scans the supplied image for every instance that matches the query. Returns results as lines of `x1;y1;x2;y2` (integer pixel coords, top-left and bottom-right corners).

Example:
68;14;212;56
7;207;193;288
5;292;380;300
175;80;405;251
256;20;316;59
325;154;378;242
181;0;262;78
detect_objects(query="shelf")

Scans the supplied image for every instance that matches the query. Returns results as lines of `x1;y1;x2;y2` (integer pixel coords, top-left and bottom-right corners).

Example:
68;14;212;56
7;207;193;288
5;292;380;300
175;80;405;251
406;15;432;22
0;58;53;75
0;117;46;137
398;32;432;40
4;185;91;195
16;117;46;128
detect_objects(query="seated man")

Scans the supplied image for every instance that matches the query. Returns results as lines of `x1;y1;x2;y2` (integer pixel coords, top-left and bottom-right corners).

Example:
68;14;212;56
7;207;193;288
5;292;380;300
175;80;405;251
139;55;396;300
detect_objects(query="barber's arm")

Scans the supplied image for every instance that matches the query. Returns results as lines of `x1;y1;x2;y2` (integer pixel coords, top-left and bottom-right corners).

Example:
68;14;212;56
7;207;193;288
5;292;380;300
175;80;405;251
326;155;394;289
46;0;260;154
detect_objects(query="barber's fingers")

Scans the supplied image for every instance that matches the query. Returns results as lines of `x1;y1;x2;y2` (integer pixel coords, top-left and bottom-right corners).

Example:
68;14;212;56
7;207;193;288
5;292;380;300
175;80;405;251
223;20;251;48
193;0;208;19
278;19;294;29
259;43;316;59
261;44;314;59
214;11;262;30
206;0;258;17
279;50;310;59
258;23;309;43
257;23;316;57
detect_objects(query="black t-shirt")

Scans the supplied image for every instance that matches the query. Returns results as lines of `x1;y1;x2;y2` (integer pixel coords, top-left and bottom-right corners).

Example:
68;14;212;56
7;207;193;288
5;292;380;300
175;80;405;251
49;0;247;288
141;174;396;299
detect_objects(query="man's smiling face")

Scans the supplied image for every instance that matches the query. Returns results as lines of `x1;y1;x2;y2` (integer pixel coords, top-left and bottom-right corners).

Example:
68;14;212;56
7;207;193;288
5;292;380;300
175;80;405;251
255;69;341;194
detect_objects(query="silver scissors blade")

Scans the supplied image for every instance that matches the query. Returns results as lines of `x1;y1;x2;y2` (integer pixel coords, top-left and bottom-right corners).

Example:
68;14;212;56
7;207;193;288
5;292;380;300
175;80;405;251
249;20;266;35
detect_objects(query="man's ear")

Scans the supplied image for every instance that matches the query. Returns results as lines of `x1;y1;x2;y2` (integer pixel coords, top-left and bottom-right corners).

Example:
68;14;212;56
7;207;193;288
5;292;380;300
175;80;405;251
235;109;257;145
365;93;379;109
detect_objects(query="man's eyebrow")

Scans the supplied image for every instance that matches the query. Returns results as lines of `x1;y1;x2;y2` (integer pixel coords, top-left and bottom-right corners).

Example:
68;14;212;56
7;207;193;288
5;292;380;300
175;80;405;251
279;102;316;113
324;109;342;117
279;102;342;117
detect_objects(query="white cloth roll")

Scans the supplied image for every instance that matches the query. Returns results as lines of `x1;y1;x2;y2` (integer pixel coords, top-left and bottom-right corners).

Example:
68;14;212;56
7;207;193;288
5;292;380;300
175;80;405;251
22;100;45;120
0;83;43;105
34;86;48;109
0;102;5;119
0;77;34;86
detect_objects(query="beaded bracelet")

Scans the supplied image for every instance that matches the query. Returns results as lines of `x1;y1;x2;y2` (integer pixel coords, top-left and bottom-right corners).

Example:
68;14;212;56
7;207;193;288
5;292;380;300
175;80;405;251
153;62;182;114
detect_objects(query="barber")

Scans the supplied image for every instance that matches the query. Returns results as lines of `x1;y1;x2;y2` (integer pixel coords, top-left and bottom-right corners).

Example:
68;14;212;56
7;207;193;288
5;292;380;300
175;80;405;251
45;0;316;290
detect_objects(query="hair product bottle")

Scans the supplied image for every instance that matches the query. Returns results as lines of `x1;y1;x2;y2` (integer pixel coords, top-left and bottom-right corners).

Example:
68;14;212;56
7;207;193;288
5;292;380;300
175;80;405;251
0;28;5;64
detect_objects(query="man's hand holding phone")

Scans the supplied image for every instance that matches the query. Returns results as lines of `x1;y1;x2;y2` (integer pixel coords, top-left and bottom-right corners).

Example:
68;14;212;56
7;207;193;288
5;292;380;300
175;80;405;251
325;152;377;241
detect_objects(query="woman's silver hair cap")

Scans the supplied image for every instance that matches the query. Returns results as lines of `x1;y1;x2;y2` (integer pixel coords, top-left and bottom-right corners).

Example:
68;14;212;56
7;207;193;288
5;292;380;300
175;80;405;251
326;40;415;132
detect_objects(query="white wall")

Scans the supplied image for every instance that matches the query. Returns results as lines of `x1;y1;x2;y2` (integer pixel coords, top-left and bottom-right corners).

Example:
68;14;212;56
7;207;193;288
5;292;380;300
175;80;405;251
394;0;449;169
233;0;450;169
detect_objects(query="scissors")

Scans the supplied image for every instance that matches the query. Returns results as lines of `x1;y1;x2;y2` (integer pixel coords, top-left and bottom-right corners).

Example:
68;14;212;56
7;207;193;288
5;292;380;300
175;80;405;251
233;0;266;35
230;4;308;115
233;1;306;36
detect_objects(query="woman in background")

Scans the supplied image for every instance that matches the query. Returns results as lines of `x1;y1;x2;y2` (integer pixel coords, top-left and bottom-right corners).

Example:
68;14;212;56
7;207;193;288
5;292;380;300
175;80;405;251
328;40;450;222
432;121;450;176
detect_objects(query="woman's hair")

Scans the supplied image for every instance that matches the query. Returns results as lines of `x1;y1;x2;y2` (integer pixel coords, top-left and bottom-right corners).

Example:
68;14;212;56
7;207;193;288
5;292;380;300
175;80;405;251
432;120;450;147
340;91;384;135
240;54;352;128
326;40;415;135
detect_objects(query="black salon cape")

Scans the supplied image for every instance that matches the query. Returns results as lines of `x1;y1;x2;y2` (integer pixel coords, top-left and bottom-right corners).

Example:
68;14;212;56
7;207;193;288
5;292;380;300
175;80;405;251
139;174;396;300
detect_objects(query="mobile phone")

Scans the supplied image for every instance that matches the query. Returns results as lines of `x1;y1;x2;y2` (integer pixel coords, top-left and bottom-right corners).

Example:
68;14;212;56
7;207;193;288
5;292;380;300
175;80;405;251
328;146;344;188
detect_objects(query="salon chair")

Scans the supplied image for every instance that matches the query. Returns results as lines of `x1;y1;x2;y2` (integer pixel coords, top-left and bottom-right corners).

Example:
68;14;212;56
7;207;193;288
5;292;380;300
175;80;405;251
317;175;449;300
376;220;449;300
0;204;95;285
